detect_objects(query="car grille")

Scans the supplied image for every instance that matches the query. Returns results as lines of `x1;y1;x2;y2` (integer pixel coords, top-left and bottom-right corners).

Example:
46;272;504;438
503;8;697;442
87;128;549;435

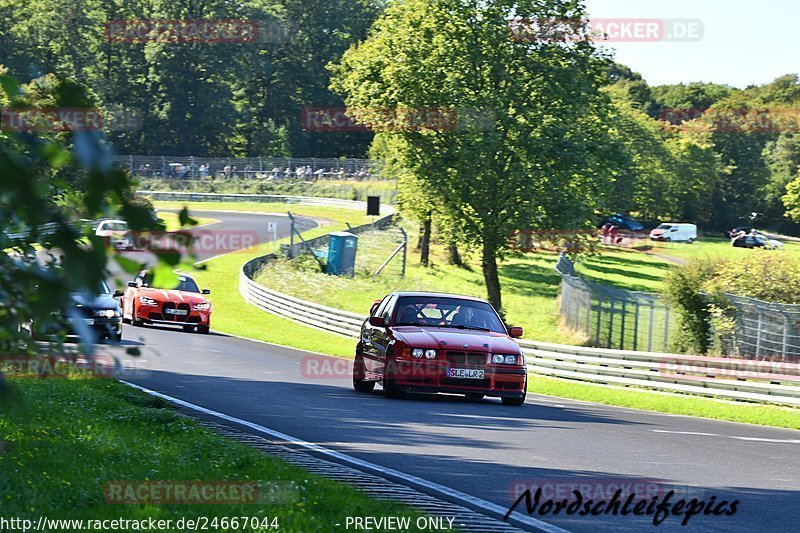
445;351;487;367
161;302;191;321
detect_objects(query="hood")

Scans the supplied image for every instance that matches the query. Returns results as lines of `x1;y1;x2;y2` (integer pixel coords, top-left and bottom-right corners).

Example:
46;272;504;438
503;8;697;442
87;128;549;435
70;292;120;311
392;327;521;354
650;229;666;236
139;288;209;305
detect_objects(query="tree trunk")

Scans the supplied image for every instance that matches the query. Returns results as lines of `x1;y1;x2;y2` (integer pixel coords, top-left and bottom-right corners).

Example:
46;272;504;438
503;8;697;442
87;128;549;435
420;212;432;266
448;243;462;266
482;242;502;311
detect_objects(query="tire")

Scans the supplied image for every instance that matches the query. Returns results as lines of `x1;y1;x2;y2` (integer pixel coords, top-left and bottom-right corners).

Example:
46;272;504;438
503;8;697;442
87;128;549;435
664;237;672;243
688;238;696;244
465;393;485;401
382;358;406;399
110;332;122;343
132;307;144;327
197;325;210;334
183;325;196;332
502;395;526;406
353;354;376;393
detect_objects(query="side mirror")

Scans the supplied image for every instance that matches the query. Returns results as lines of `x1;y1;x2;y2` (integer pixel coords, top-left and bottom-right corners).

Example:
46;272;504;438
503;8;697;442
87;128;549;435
113;289;124;297
369;299;382;315
509;326;524;339
369;316;386;328
127;281;137;288
202;289;211;295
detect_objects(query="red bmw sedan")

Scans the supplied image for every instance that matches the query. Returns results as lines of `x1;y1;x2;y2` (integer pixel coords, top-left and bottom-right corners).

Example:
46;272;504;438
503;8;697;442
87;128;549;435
353;292;527;405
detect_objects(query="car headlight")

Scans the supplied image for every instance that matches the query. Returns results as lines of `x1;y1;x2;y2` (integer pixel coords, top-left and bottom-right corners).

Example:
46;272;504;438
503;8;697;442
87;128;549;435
492;354;505;364
493;354;524;365
194;302;210;311
504;355;520;365
424;349;436;359
139;296;158;306
93;309;118;318
411;348;424;358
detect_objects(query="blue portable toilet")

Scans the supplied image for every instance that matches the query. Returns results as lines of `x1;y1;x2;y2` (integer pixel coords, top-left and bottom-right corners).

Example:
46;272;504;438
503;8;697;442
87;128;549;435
327;232;358;277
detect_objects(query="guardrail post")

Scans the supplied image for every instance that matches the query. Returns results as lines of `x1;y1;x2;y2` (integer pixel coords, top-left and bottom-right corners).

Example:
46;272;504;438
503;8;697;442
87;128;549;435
633;302;640;351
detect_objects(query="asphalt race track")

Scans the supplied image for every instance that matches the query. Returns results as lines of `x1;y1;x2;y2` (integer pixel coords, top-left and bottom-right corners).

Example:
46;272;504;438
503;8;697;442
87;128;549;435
101;210;799;532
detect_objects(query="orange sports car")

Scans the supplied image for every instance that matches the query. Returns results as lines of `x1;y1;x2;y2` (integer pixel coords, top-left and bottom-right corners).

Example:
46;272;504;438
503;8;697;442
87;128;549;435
122;270;212;333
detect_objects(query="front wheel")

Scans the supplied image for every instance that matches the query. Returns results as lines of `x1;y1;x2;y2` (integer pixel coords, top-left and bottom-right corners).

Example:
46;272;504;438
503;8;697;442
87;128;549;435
382;360;406;399
183;325;196;333
353;354;376;393
197;325;210;334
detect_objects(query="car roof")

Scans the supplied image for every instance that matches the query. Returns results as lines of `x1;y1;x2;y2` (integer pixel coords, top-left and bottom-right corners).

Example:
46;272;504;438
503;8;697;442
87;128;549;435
392;291;490;304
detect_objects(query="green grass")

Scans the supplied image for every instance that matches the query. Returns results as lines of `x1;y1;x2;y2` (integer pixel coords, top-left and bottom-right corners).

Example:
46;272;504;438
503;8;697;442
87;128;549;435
646;235;800;263
0;376;437;530
157;211;218;232
151;199;367;357
139;177;399;204
254;228;675;344
527;375;800;430
150;200;377;228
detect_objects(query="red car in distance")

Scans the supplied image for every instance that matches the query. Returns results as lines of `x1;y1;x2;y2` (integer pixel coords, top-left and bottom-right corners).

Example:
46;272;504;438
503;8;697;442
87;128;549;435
122;270;212;333
354;292;527;406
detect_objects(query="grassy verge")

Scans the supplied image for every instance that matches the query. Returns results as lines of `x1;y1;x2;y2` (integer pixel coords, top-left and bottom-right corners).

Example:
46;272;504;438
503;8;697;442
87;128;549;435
0;376;436;530
139;177;398;205
152;200;366;357
157;211;218;232
254;225;671;344
645;235;800;262
527;375;800;430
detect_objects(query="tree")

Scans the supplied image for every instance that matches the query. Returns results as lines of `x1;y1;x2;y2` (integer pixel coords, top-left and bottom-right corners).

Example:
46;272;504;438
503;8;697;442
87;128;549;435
332;0;617;310
784;174;800;221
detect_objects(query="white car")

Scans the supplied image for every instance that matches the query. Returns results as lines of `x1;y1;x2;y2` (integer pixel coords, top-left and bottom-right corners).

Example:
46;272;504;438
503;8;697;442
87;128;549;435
649;223;697;243
95;219;132;249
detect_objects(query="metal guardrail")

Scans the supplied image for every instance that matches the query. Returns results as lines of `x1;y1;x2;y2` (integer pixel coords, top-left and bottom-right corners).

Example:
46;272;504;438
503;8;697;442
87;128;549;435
137;190;396;212
239;275;800;406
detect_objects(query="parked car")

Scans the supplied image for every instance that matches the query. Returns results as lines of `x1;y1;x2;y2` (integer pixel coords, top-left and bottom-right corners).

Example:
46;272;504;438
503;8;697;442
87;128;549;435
353;292;527;406
95;219;132;250
603;213;644;232
731;232;784;249
724;226;753;239
122;270;212;333
649;223;697;243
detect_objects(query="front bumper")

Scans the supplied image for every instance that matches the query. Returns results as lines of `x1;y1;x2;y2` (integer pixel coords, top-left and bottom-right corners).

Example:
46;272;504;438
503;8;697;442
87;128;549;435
139;306;210;326
389;360;526;398
67;317;122;339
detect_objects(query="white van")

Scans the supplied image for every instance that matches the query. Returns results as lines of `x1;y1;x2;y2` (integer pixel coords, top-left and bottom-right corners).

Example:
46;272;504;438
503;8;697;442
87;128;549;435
649;223;697;243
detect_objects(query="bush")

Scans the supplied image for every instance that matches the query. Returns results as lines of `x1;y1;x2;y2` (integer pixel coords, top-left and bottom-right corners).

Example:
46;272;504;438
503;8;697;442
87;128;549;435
662;252;800;354
662;259;717;354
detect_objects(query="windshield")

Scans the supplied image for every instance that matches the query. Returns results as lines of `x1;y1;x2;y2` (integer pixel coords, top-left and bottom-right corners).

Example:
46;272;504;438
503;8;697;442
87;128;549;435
391;296;506;334
101;222;128;232
142;273;200;293
656;224;673;230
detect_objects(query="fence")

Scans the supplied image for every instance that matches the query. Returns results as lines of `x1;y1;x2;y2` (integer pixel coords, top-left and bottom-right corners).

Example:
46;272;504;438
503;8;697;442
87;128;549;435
237;273;800;406
727;295;800;359
556;254;674;351
115;155;379;180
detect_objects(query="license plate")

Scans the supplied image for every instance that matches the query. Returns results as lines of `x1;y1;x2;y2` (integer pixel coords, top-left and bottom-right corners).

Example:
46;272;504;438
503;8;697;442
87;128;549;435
448;368;485;379
69;318;94;325
164;308;188;316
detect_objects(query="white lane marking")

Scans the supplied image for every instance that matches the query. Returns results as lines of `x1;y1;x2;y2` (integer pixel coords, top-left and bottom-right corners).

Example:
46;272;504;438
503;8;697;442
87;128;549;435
120;381;569;533
653;429;800;444
652;430;720;437
730;437;800;444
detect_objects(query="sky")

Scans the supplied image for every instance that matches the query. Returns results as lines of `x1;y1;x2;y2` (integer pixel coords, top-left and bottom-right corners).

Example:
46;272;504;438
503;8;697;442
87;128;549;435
583;0;799;88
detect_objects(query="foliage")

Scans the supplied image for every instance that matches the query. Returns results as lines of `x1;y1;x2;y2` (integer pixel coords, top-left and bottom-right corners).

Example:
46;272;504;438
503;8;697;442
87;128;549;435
0;0;383;157
0;73;176;364
661;259;717;354
785;174;800;222
702;253;800;304
331;0;618;310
